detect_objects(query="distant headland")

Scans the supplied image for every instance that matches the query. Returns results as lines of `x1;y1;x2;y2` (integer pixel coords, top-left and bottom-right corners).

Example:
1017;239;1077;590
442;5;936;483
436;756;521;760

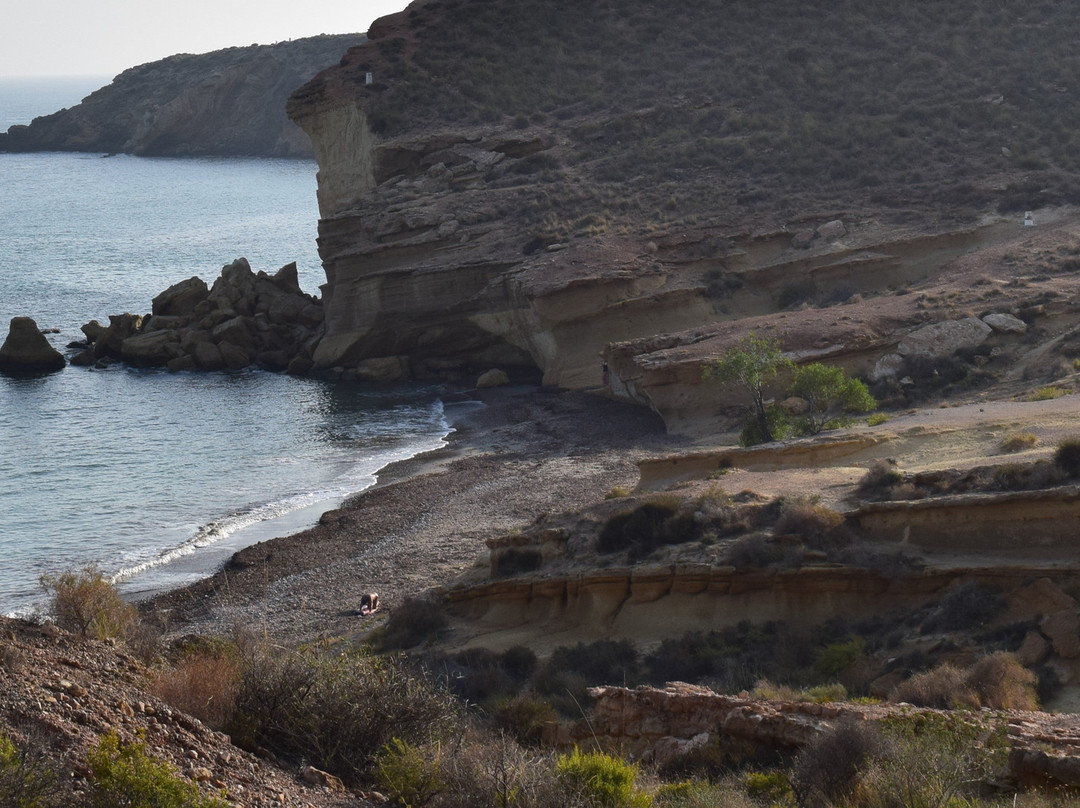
0;34;364;158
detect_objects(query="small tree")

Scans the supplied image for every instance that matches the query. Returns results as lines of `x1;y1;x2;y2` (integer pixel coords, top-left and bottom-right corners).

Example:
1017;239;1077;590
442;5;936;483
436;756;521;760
39;565;138;642
703;333;793;444
788;362;875;435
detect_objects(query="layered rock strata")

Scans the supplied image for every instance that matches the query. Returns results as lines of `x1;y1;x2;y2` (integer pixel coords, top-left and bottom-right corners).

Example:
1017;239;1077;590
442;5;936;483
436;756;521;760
73;258;323;373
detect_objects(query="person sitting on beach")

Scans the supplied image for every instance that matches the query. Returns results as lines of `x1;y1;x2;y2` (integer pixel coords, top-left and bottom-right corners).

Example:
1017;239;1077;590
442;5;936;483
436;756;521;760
359;592;380;616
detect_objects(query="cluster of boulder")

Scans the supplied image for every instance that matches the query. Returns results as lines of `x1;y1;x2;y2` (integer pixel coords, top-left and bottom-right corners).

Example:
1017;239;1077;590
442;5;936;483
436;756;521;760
869;311;1028;382
71;258;323;374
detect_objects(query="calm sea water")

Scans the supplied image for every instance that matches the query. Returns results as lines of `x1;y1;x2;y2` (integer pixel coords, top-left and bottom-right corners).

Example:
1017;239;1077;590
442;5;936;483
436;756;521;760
0;79;451;614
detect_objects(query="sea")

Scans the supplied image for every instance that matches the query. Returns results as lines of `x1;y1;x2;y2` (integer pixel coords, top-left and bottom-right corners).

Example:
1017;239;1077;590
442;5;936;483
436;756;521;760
0;77;453;615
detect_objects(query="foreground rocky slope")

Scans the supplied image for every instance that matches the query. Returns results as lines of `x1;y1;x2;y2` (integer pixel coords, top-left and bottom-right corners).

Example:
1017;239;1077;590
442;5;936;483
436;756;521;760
285;0;1080;415
0;35;363;157
0;617;356;807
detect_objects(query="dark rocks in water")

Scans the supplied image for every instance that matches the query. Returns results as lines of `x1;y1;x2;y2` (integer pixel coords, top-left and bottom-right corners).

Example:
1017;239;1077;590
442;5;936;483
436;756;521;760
80;257;324;374
0;317;66;373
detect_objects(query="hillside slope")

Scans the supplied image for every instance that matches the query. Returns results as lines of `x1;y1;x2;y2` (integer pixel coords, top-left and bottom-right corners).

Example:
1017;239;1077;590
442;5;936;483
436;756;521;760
286;0;1080;415
0;35;363;158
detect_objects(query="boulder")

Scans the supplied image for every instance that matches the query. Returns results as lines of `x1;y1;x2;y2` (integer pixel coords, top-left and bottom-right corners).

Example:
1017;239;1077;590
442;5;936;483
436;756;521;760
1041;610;1080;659
817;219;846;240
897;317;992;359
80;319;106;343
790;229;816;249
477;368;510;388
983;312;1028;334
93;313;143;358
869;352;905;382
1017;630;1051;667
0;317;66;372
193;341;225;370
152;276;209;317
120;330;178;365
218;341;252;370
356;355;410;381
779;396;809;415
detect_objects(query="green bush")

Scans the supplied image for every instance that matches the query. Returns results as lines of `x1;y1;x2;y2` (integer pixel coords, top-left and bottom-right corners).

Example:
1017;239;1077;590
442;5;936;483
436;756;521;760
376;596;450;650
597;501;695;559
0;731;59;808
227;645;457;784
39;565;139;641
85;732;226;808
375;738;445;808
492;692;559;747
1053;437;1080;478
494;547;544;577
556;748;651;808
813;636;866;680
739;403;792;447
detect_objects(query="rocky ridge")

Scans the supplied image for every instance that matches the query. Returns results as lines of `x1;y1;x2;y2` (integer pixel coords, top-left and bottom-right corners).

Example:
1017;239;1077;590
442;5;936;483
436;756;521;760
0;35;363;158
0;617;359;807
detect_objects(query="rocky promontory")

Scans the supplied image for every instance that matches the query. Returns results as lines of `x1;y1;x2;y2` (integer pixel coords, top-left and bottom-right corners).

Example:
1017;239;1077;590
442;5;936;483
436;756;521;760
0;35;363;158
73;258;324;373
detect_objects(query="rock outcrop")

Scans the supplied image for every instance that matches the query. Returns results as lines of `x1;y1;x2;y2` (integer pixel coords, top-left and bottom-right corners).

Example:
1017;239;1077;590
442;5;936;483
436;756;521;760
0;316;66;373
283;0;1080;429
0;35;363;158
73;258;323;373
572;683;1080;788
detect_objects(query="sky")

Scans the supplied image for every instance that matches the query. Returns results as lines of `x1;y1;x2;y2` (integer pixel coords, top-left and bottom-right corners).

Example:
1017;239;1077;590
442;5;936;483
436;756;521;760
0;0;411;78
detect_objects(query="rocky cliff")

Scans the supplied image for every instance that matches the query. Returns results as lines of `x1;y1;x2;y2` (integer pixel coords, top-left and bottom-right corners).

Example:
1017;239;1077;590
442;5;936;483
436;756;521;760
286;0;1080;414
0;35;363;158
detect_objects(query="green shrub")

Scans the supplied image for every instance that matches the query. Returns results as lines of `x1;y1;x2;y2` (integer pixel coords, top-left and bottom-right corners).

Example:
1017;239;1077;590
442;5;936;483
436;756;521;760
597;501;695;559
376;596;450;650
375;738;445;808
492;692;559;746
792;718;885;808
0;731;59;808
1030;386;1065;401
39;565;139;641
1053;437;1080;478
85;732;226;808
546;639;640;688
227;645;457;784
556;747;651;808
890;662;978;709
813;636;866;680
1001;431;1039;452
744;770;793;804
494;547;544;577
739;404;792;447
859;712;1007;808
866;412;890;426
151;646;240;731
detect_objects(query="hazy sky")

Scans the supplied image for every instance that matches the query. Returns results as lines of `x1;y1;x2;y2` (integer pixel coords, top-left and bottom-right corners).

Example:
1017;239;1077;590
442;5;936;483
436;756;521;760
1;0;411;77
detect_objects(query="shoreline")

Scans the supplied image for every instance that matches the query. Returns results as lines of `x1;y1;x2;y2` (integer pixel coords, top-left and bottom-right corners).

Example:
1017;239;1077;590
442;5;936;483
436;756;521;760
143;385;674;644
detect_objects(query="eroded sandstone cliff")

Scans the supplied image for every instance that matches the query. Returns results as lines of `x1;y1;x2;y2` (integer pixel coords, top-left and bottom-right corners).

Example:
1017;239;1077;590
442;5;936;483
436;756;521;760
286;0;1080;416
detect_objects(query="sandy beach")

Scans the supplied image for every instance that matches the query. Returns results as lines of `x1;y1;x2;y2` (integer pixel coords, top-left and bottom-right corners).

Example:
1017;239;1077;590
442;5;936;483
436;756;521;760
144;385;675;644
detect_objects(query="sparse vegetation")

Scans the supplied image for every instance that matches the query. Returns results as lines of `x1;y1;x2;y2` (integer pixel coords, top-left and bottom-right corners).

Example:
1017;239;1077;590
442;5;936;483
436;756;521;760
556;747;651;808
0;731;59;808
703;334;793;445
1001;431;1039;452
1030;386;1066;401
85;732;227;808
788;363;876;435
39;565;138;642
